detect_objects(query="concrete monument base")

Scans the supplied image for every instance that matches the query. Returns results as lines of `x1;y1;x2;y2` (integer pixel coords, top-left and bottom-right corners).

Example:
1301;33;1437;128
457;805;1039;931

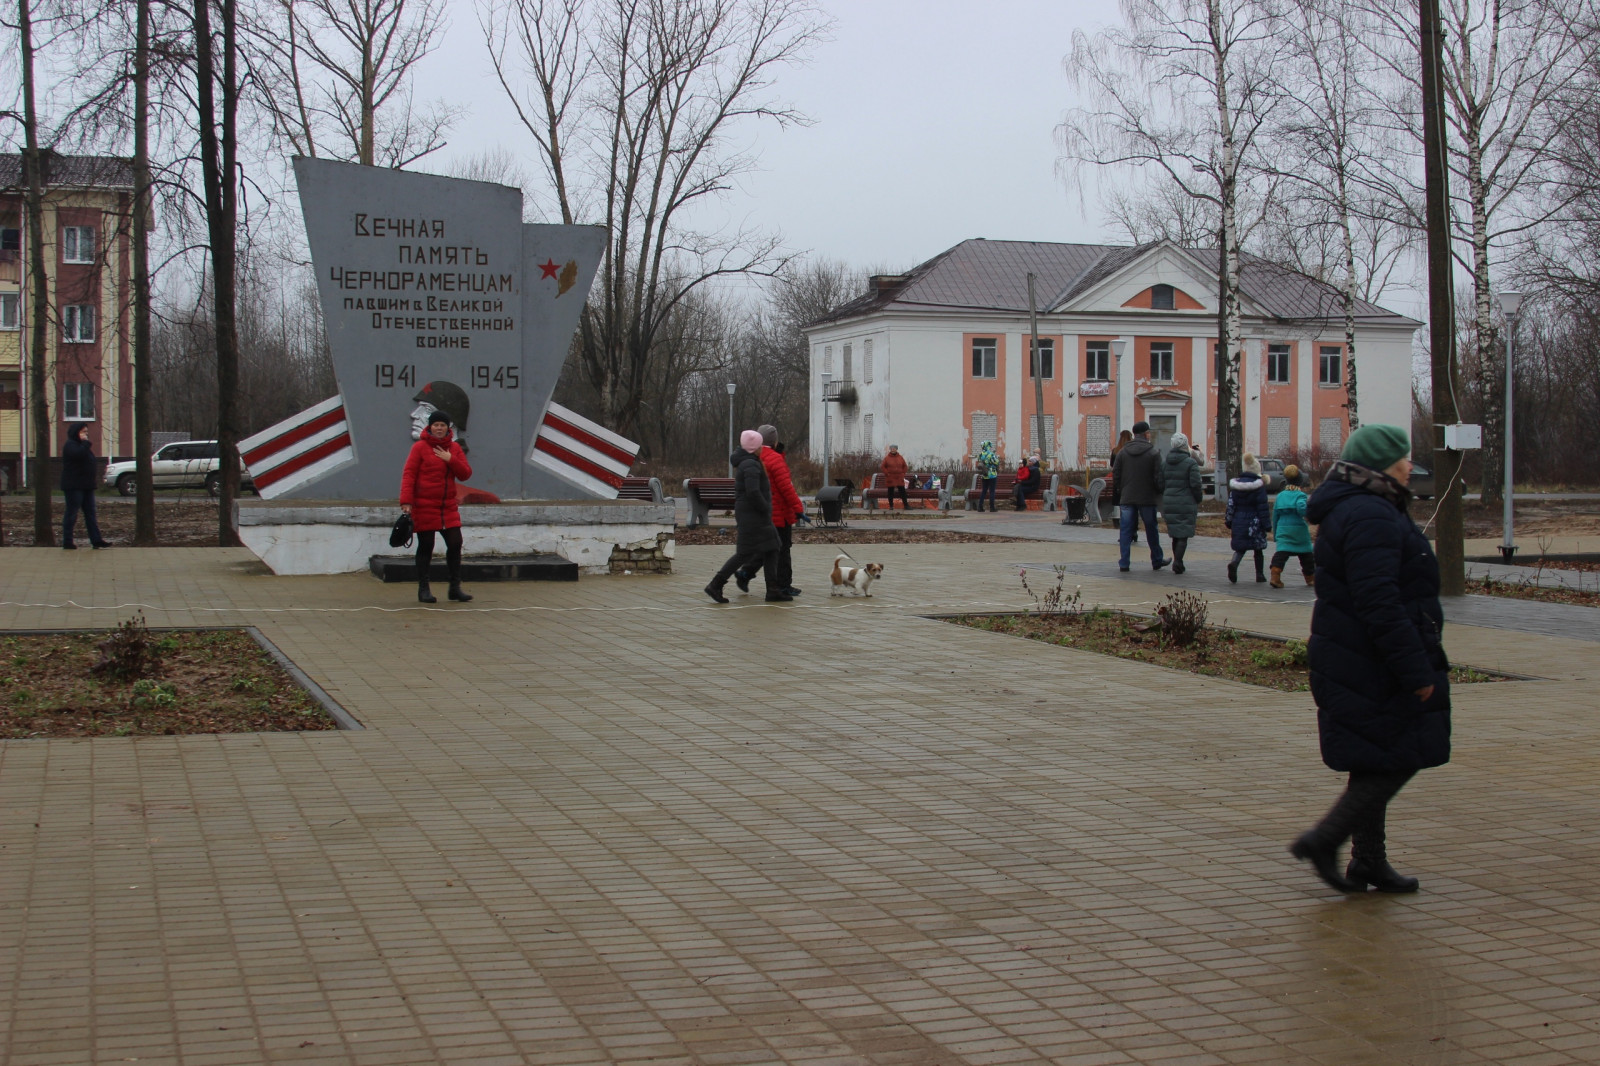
236;499;675;576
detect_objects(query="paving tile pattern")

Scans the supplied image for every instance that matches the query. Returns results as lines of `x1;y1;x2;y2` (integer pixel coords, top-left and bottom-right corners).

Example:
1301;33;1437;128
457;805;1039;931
1;544;1598;1064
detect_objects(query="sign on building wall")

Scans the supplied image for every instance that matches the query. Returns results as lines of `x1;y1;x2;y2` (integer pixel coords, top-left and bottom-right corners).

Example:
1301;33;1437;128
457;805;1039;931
267;158;614;501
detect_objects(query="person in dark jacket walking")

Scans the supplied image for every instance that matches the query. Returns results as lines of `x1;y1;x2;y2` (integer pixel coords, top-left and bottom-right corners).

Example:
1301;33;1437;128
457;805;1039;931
1224;454;1271;582
706;430;787;603
1112;421;1167;571
60;423;110;549
1159;432;1202;574
1289;424;1449;894
400;410;474;603
735;424;805;596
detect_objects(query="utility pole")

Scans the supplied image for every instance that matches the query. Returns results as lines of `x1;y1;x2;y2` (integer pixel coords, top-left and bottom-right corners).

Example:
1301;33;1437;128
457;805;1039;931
1027;273;1048;464
1420;0;1464;595
133;0;156;544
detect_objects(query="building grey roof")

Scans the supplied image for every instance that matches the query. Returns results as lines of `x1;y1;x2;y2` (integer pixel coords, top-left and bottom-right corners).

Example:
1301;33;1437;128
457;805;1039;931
808;238;1420;329
0;152;135;191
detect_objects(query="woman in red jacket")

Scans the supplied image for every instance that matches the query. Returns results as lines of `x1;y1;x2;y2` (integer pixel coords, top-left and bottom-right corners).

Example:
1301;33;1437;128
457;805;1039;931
400;410;474;603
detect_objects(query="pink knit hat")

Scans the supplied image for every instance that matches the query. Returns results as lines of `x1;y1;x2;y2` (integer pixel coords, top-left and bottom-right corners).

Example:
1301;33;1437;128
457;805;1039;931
740;429;764;451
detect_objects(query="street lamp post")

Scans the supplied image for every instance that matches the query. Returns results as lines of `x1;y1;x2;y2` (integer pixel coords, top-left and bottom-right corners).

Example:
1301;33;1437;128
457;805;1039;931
726;382;737;475
1495;291;1523;562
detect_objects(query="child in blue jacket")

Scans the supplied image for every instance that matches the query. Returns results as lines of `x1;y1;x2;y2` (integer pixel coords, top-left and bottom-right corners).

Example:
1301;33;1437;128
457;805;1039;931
1270;465;1316;587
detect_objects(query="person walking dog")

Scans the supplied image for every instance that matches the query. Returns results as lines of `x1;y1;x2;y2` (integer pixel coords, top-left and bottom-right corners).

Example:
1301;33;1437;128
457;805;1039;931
736;424;805;597
705;430;787;603
1270;464;1316;587
1290;425;1449;894
400;409;474;603
1225;454;1271;583
61;424;111;549
1112;421;1167;571
1160;432;1202;574
881;444;911;510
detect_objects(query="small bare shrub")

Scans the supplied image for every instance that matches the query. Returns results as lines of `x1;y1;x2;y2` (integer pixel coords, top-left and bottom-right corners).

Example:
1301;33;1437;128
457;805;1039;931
1020;565;1085;615
1156;591;1208;647
92;613;156;681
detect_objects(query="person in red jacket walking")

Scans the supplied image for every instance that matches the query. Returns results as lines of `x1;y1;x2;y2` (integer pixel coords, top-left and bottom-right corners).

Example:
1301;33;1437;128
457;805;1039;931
400;409;475;603
737;424;806;596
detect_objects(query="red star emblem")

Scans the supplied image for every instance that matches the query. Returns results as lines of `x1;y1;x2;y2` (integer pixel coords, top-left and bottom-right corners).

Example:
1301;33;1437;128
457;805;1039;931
539;259;559;279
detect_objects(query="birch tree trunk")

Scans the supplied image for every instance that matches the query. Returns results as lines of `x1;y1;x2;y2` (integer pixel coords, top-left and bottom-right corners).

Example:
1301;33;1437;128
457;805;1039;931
20;0;53;545
133;0;157;545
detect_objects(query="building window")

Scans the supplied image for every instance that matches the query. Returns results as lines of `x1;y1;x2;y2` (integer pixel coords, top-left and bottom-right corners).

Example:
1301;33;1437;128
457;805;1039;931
1029;337;1054;379
1151;284;1175;310
1086;414;1111;458
1149;342;1174;383
1319;417;1343;452
1267;343;1291;384
63;382;95;420
970;411;998;453
1319;345;1342;385
1027;414;1057;454
863;338;874;383
823;345;832;374
842;343;853;381
842;410;857;451
62;226;95;264
1268;416;1291;456
1085;341;1110;381
0;227;19;253
63;303;95;343
971;337;997;378
863;413;874;451
0;292;17;330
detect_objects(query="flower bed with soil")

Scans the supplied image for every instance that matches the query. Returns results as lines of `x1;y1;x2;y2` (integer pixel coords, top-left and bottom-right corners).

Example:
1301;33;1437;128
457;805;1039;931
1468;576;1600;608
946;593;1506;692
0;622;340;739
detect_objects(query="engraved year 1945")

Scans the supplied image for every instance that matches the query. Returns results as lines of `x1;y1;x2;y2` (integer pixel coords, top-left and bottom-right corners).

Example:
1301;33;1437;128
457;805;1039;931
374;364;416;388
470;365;520;389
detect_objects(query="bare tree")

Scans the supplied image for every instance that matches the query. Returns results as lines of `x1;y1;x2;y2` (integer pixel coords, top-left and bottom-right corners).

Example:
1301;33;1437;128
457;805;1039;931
18;0;54;544
258;0;457;167
1059;0;1282;472
1361;0;1589;502
479;0;829;444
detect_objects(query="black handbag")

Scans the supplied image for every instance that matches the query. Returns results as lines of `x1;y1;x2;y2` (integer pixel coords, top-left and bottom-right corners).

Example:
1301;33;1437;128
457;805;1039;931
389;512;414;548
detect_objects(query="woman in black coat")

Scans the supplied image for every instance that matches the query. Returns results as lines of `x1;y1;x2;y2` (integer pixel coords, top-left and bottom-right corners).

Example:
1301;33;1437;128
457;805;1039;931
704;430;787;603
1290;425;1448;894
61;423;111;549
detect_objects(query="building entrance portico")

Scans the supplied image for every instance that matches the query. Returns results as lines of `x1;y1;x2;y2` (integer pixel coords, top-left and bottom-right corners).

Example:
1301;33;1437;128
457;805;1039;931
1137;387;1191;455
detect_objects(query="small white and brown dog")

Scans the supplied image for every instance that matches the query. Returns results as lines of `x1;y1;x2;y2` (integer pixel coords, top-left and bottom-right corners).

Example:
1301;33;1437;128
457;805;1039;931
830;554;884;596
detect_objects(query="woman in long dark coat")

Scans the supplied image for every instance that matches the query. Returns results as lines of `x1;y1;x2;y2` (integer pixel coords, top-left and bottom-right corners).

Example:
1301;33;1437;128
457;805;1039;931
1290;424;1449;894
705;430;787;603
1160;432;1202;574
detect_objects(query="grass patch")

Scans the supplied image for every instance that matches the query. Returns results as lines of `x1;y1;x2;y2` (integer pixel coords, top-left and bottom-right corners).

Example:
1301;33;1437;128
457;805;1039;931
0;621;339;739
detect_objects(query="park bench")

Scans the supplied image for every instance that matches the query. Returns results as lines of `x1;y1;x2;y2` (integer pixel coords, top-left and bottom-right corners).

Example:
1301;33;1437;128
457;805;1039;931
616;476;665;503
861;472;952;510
683;477;737;527
1086;474;1114;524
965;471;1059;511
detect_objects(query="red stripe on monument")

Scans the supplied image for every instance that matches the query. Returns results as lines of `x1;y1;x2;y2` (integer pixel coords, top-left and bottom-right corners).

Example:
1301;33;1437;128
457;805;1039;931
533;437;626;488
540;413;636;468
243;407;346;467
253;432;353;489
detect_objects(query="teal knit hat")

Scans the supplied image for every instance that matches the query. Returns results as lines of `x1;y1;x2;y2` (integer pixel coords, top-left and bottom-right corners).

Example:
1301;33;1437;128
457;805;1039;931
1340;424;1409;472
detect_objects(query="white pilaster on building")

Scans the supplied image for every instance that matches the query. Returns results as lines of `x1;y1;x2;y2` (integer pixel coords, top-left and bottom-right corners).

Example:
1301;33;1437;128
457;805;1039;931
1297;340;1315;448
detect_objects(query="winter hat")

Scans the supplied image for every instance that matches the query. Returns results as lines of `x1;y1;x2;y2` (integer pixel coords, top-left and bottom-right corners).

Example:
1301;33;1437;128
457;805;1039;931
426;409;452;428
1132;420;1150;435
1241;453;1261;474
1283;463;1301;484
758;424;778;447
740;429;764;452
1340;424;1410;473
1169;432;1189;452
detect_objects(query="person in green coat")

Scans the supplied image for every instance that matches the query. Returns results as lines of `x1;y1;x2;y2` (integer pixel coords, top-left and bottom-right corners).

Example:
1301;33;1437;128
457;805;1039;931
1160;432;1204;574
1270;464;1316;587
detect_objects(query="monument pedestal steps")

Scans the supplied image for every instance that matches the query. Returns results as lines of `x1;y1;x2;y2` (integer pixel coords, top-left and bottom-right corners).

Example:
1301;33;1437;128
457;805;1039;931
237;499;674;577
367;553;578;583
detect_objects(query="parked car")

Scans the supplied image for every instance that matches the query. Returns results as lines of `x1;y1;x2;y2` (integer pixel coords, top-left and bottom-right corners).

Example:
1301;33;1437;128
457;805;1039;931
1409;458;1435;500
1258;457;1289;493
103;441;256;497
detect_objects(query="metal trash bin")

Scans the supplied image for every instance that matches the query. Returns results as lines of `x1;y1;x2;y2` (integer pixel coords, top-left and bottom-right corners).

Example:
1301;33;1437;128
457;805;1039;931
1062;493;1088;524
816;484;851;526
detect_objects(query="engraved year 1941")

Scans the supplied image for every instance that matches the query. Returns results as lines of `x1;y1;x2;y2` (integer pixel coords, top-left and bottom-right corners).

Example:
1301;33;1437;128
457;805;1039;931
374;363;416;388
470;365;520;389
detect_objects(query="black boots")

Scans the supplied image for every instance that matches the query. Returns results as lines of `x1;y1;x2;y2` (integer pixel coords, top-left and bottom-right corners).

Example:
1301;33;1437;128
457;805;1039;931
448;582;473;602
1347;839;1420;893
704;584;729;603
418;582;437;604
1289;833;1361;893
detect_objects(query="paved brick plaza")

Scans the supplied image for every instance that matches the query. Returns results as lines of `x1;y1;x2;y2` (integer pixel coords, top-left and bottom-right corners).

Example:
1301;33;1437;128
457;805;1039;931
2;539;1598;1065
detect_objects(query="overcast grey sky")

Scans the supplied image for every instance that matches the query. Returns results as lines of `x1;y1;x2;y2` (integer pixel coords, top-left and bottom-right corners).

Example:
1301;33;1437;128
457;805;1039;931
414;0;1127;273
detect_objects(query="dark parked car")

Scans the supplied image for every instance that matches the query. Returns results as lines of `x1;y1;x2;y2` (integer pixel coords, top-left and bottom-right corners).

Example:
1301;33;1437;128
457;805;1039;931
1409;459;1435;500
